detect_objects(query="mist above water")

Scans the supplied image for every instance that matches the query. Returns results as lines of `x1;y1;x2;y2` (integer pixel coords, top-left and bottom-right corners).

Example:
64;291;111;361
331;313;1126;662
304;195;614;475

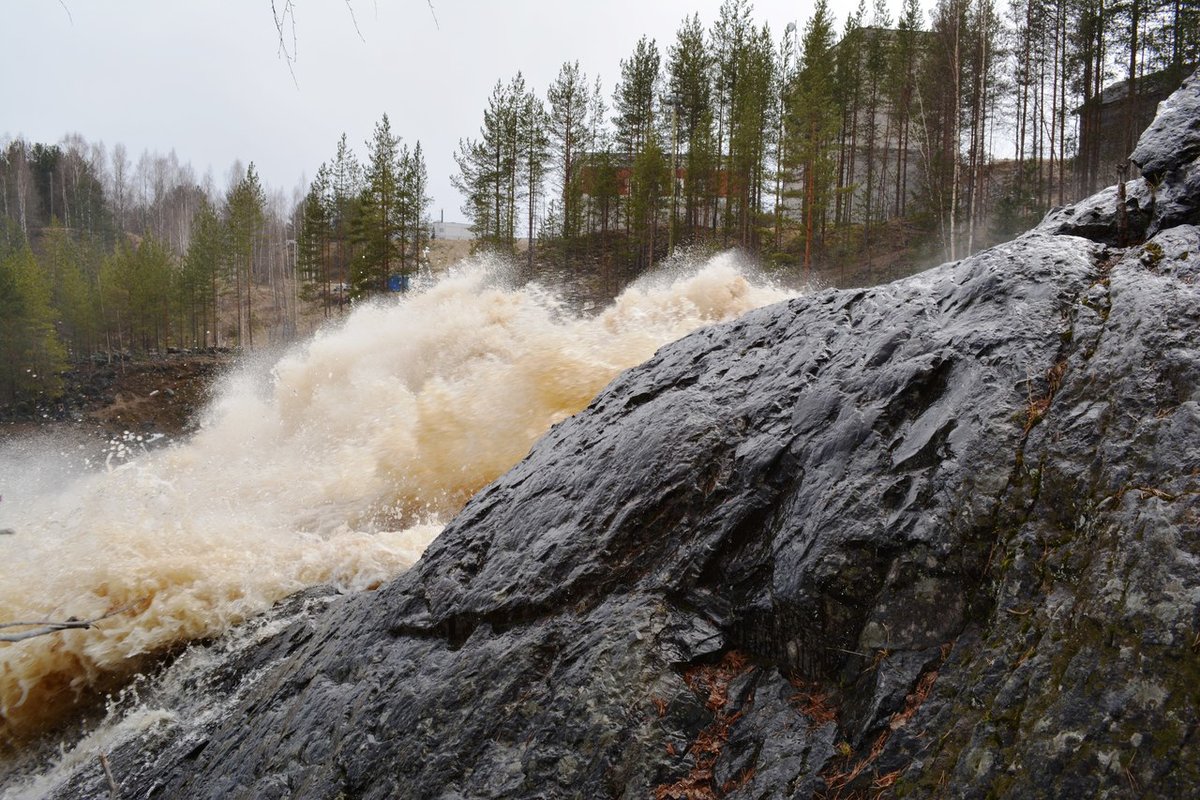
0;252;794;744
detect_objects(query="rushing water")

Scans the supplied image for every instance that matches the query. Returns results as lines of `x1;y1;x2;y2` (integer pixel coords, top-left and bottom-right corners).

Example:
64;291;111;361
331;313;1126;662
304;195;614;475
0;253;794;760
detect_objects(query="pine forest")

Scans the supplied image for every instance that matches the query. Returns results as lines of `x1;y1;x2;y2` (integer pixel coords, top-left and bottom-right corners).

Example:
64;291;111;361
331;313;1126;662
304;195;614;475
1;0;1195;404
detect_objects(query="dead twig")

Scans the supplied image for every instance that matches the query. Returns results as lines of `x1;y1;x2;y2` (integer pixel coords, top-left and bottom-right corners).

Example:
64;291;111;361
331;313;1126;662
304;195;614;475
0;601;141;644
99;752;120;798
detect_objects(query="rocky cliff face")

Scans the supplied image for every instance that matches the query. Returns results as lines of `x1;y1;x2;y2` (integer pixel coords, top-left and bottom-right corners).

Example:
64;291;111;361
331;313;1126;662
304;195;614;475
44;72;1200;799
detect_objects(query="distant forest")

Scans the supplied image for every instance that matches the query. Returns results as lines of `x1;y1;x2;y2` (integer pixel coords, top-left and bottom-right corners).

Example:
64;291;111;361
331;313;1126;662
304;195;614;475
0;115;430;404
1;0;1196;404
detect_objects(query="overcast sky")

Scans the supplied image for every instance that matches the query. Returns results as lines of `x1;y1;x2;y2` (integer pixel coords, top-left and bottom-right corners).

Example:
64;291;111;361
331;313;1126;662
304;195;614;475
4;0;861;221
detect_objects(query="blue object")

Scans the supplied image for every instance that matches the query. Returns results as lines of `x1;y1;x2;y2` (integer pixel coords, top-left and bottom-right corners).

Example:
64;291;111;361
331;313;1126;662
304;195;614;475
387;274;410;293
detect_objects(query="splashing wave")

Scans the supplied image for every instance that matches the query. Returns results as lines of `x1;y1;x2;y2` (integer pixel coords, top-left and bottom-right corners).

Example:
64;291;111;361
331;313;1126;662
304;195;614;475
0;253;793;742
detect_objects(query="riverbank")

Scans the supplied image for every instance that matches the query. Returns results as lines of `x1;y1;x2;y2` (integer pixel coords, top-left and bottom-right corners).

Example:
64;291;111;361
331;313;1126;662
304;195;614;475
0;352;232;442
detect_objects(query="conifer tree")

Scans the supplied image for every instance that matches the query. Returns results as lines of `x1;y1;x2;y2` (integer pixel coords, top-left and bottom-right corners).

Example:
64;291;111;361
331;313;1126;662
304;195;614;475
356;114;405;295
518;84;551;271
99;236;174;354
772;22;799;255
181;196;226;345
0;243;66;403
916;0;970;259
627;133;671;272
727;23;775;249
711;0;755;239
613;36;662;254
403;142;431;275
546;61;593;250
584;75;613;251
298;163;333;312
329;133;362;300
226;163;266;347
667;14;716;244
41;221;101;359
452;136;495;245
888;0;923;218
788;0;840;275
834;0;866;226
453;77;524;251
860;0;894;259
614;37;662;161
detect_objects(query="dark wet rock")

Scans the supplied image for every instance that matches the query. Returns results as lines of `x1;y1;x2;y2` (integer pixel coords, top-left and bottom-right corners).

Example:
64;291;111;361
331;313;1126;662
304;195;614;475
1131;68;1200;181
35;76;1200;799
1038;179;1156;244
1048;68;1200;246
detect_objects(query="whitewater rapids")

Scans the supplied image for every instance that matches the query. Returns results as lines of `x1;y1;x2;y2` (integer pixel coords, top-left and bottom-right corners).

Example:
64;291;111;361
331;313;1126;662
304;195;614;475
0;254;793;745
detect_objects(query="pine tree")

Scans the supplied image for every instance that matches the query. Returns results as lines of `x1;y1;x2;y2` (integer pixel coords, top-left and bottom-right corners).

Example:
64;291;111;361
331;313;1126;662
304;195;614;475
1071;0;1110;196
41;221;101;360
964;0;1002;253
788;0;840;275
727;23;775;249
889;0;923;219
834;0;866;227
711;0;755;239
915;0;970;259
403;142;431;277
546;61;593;249
226;163;266;347
613;36;662;257
772;22;799;256
0;244;66;403
584;75;613;251
298;163;333;313
860;0;894;269
453;77;524;251
99;236;175;354
355;114;405;296
329;133;362;303
667;14;716;244
518;85;551;272
614;37;662;160
181;196;226;346
627;133;671;272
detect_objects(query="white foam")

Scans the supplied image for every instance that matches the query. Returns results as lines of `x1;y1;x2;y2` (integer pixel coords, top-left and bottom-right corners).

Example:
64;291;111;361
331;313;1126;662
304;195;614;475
0;253;794;743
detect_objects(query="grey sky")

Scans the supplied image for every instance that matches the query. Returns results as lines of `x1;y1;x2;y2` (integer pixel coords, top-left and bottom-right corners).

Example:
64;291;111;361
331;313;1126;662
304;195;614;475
4;0;859;221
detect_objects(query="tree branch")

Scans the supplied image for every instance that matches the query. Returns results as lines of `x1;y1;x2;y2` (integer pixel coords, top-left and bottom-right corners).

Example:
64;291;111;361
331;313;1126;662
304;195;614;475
345;0;366;42
0;602;142;644
270;0;300;88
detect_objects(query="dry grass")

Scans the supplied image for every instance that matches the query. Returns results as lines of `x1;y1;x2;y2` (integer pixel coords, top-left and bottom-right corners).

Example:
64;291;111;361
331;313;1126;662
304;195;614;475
1023;359;1068;433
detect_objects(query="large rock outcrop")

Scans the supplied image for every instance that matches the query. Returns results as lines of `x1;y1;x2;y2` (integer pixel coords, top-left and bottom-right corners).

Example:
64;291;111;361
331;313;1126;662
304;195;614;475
39;73;1200;798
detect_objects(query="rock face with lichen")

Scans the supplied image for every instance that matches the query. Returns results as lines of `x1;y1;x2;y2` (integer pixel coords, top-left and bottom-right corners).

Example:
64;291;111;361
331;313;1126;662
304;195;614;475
42;71;1200;799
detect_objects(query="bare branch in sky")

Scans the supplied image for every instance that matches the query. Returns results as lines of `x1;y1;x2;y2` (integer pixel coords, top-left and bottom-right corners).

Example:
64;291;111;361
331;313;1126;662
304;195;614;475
270;0;300;89
345;0;367;42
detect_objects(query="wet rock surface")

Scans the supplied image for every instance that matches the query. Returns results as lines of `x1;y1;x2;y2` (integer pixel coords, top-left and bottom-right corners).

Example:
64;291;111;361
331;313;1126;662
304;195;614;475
1131;69;1200;181
1044;69;1200;245
39;71;1200;798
